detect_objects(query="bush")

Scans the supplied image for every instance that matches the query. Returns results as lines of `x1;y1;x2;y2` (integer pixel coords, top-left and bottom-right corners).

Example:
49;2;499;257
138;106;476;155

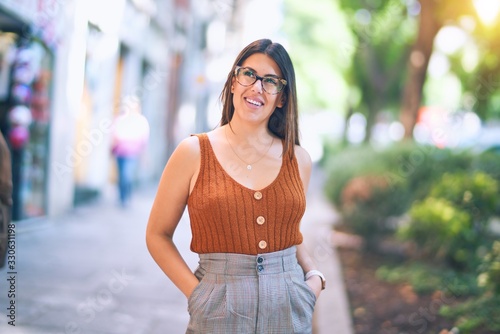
430;172;499;224
398;197;474;267
440;295;500;333
472;151;500;184
472;152;500;214
397;172;499;270
322;142;494;251
384;145;472;202
340;174;409;241
376;261;480;295
323;141;473;219
323;144;392;208
438;241;500;333
323;143;420;240
477;241;500;295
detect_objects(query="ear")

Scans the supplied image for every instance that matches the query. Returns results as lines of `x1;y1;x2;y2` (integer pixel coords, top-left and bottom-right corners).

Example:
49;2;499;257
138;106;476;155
231;77;235;93
277;94;286;108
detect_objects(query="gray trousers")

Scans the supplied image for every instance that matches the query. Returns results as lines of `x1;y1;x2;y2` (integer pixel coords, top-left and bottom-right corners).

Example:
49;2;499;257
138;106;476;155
186;246;316;334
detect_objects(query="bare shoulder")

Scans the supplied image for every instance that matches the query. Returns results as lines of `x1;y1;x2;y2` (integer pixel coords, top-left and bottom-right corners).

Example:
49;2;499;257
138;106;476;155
294;145;312;169
158;135;202;195
176;135;200;155
294;145;312;190
165;135;201;176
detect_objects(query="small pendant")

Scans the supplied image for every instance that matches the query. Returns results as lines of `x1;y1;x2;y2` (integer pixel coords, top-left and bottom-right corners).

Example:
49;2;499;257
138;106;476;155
247;165;252;170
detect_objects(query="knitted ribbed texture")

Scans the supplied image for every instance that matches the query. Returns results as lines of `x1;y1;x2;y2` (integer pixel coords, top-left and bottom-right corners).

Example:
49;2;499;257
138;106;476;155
187;133;306;255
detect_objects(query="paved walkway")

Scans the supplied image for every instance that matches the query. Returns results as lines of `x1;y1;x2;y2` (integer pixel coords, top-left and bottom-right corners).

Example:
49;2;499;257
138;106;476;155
303;166;353;334
0;165;353;334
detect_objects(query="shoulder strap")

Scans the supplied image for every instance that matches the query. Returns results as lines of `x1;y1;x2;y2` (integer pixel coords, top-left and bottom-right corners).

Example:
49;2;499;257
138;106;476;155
191;133;210;171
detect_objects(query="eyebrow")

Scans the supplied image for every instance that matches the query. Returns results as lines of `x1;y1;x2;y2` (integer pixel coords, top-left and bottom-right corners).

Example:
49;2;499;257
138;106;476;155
243;66;281;79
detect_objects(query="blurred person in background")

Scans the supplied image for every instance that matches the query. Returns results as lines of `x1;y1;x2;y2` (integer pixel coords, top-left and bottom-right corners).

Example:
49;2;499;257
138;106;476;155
0;131;12;268
146;39;325;333
111;99;150;208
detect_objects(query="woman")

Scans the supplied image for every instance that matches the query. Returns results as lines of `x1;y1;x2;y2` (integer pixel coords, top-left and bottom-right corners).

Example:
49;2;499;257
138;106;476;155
111;101;150;207
146;39;325;333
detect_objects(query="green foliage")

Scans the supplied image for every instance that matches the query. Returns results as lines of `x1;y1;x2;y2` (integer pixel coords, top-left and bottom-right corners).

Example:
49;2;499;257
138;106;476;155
323;144;390;207
460;19;500;121
323;142;473;242
440;295;500;333
283;0;353;112
477;241;500;294
398;197;475;267
399;147;472;201
323;142;473;207
430;171;499;222
472;151;500;182
322;144;410;240
397;171;498;269
340;177;409;240
337;0;417;126
376;261;480;296
324;141;500;331
472;152;500;214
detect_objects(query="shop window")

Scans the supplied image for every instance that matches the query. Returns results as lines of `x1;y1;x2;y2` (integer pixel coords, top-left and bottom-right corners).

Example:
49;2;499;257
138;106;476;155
0;13;53;221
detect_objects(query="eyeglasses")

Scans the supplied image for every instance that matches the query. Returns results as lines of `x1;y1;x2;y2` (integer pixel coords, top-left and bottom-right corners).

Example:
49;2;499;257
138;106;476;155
234;66;287;95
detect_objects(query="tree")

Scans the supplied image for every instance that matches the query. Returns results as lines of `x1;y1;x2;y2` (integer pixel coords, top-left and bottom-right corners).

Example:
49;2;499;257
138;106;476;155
458;10;500;121
399;0;441;139
338;0;417;143
398;0;500;138
283;0;354;114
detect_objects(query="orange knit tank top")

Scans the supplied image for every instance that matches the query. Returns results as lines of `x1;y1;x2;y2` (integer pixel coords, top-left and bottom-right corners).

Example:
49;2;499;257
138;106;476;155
187;133;306;255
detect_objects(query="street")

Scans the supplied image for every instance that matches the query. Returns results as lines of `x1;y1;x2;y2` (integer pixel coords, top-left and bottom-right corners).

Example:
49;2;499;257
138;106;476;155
0;166;353;334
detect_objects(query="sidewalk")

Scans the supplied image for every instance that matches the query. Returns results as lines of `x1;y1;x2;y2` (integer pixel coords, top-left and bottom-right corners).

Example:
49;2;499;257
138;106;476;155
0;165;353;334
303;165;353;334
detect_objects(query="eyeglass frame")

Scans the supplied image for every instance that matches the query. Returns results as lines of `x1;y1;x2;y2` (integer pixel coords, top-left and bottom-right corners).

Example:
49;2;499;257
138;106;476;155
234;66;287;95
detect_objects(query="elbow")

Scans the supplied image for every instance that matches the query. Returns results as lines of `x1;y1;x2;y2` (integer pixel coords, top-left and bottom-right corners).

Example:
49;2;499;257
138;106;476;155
145;231;153;254
145;226;172;253
145;226;157;254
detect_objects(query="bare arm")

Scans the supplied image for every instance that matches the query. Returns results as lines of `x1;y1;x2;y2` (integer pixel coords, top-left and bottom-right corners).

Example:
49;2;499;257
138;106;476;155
145;136;200;298
294;146;324;297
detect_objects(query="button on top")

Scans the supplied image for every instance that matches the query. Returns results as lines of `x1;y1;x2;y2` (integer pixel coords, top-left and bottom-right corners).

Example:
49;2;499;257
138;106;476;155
256;216;266;225
257;256;264;264
254;191;263;200
258;240;267;249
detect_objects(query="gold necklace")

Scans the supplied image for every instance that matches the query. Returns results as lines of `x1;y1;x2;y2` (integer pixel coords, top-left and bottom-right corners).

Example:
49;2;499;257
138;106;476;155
224;126;274;170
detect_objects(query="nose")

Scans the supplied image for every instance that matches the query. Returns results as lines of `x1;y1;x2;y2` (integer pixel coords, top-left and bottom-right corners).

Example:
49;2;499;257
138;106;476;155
252;78;263;93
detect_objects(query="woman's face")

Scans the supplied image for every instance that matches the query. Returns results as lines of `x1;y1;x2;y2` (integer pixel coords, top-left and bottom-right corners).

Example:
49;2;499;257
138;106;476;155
231;53;284;125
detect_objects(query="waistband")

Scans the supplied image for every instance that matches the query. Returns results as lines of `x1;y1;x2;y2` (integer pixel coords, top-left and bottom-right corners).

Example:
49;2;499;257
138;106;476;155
197;246;298;276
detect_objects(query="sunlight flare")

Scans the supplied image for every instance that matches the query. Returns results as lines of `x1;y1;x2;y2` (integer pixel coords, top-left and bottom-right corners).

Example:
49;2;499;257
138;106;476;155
474;0;500;25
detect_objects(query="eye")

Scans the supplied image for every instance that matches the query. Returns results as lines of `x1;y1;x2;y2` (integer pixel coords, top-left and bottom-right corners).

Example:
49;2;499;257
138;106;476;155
263;77;279;86
242;69;256;78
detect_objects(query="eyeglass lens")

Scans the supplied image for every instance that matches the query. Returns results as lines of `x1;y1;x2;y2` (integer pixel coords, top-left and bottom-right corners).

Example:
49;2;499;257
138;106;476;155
236;68;284;94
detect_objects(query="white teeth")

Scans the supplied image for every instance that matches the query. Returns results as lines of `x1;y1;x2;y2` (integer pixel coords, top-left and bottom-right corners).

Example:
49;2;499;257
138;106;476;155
246;98;262;106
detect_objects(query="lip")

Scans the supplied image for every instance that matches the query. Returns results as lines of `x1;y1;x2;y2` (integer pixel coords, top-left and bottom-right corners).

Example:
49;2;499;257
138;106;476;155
244;96;264;108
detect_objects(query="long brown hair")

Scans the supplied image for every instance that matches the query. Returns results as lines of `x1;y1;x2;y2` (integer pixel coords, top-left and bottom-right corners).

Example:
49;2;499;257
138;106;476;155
219;39;300;160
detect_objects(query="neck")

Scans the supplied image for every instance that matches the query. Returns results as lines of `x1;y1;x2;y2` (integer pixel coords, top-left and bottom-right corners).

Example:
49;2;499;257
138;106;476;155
225;119;272;144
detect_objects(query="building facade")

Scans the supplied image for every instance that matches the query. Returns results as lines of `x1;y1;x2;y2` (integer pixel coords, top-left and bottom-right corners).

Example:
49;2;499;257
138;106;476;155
0;0;179;221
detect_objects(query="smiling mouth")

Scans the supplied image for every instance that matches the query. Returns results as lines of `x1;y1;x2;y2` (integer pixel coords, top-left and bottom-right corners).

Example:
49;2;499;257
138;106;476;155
245;98;263;107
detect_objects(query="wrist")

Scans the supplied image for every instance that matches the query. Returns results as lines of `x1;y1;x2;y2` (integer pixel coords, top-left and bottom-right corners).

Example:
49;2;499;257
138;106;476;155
305;269;326;290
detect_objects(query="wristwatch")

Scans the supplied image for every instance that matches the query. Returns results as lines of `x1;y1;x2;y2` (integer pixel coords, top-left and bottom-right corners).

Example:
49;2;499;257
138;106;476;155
305;270;326;290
